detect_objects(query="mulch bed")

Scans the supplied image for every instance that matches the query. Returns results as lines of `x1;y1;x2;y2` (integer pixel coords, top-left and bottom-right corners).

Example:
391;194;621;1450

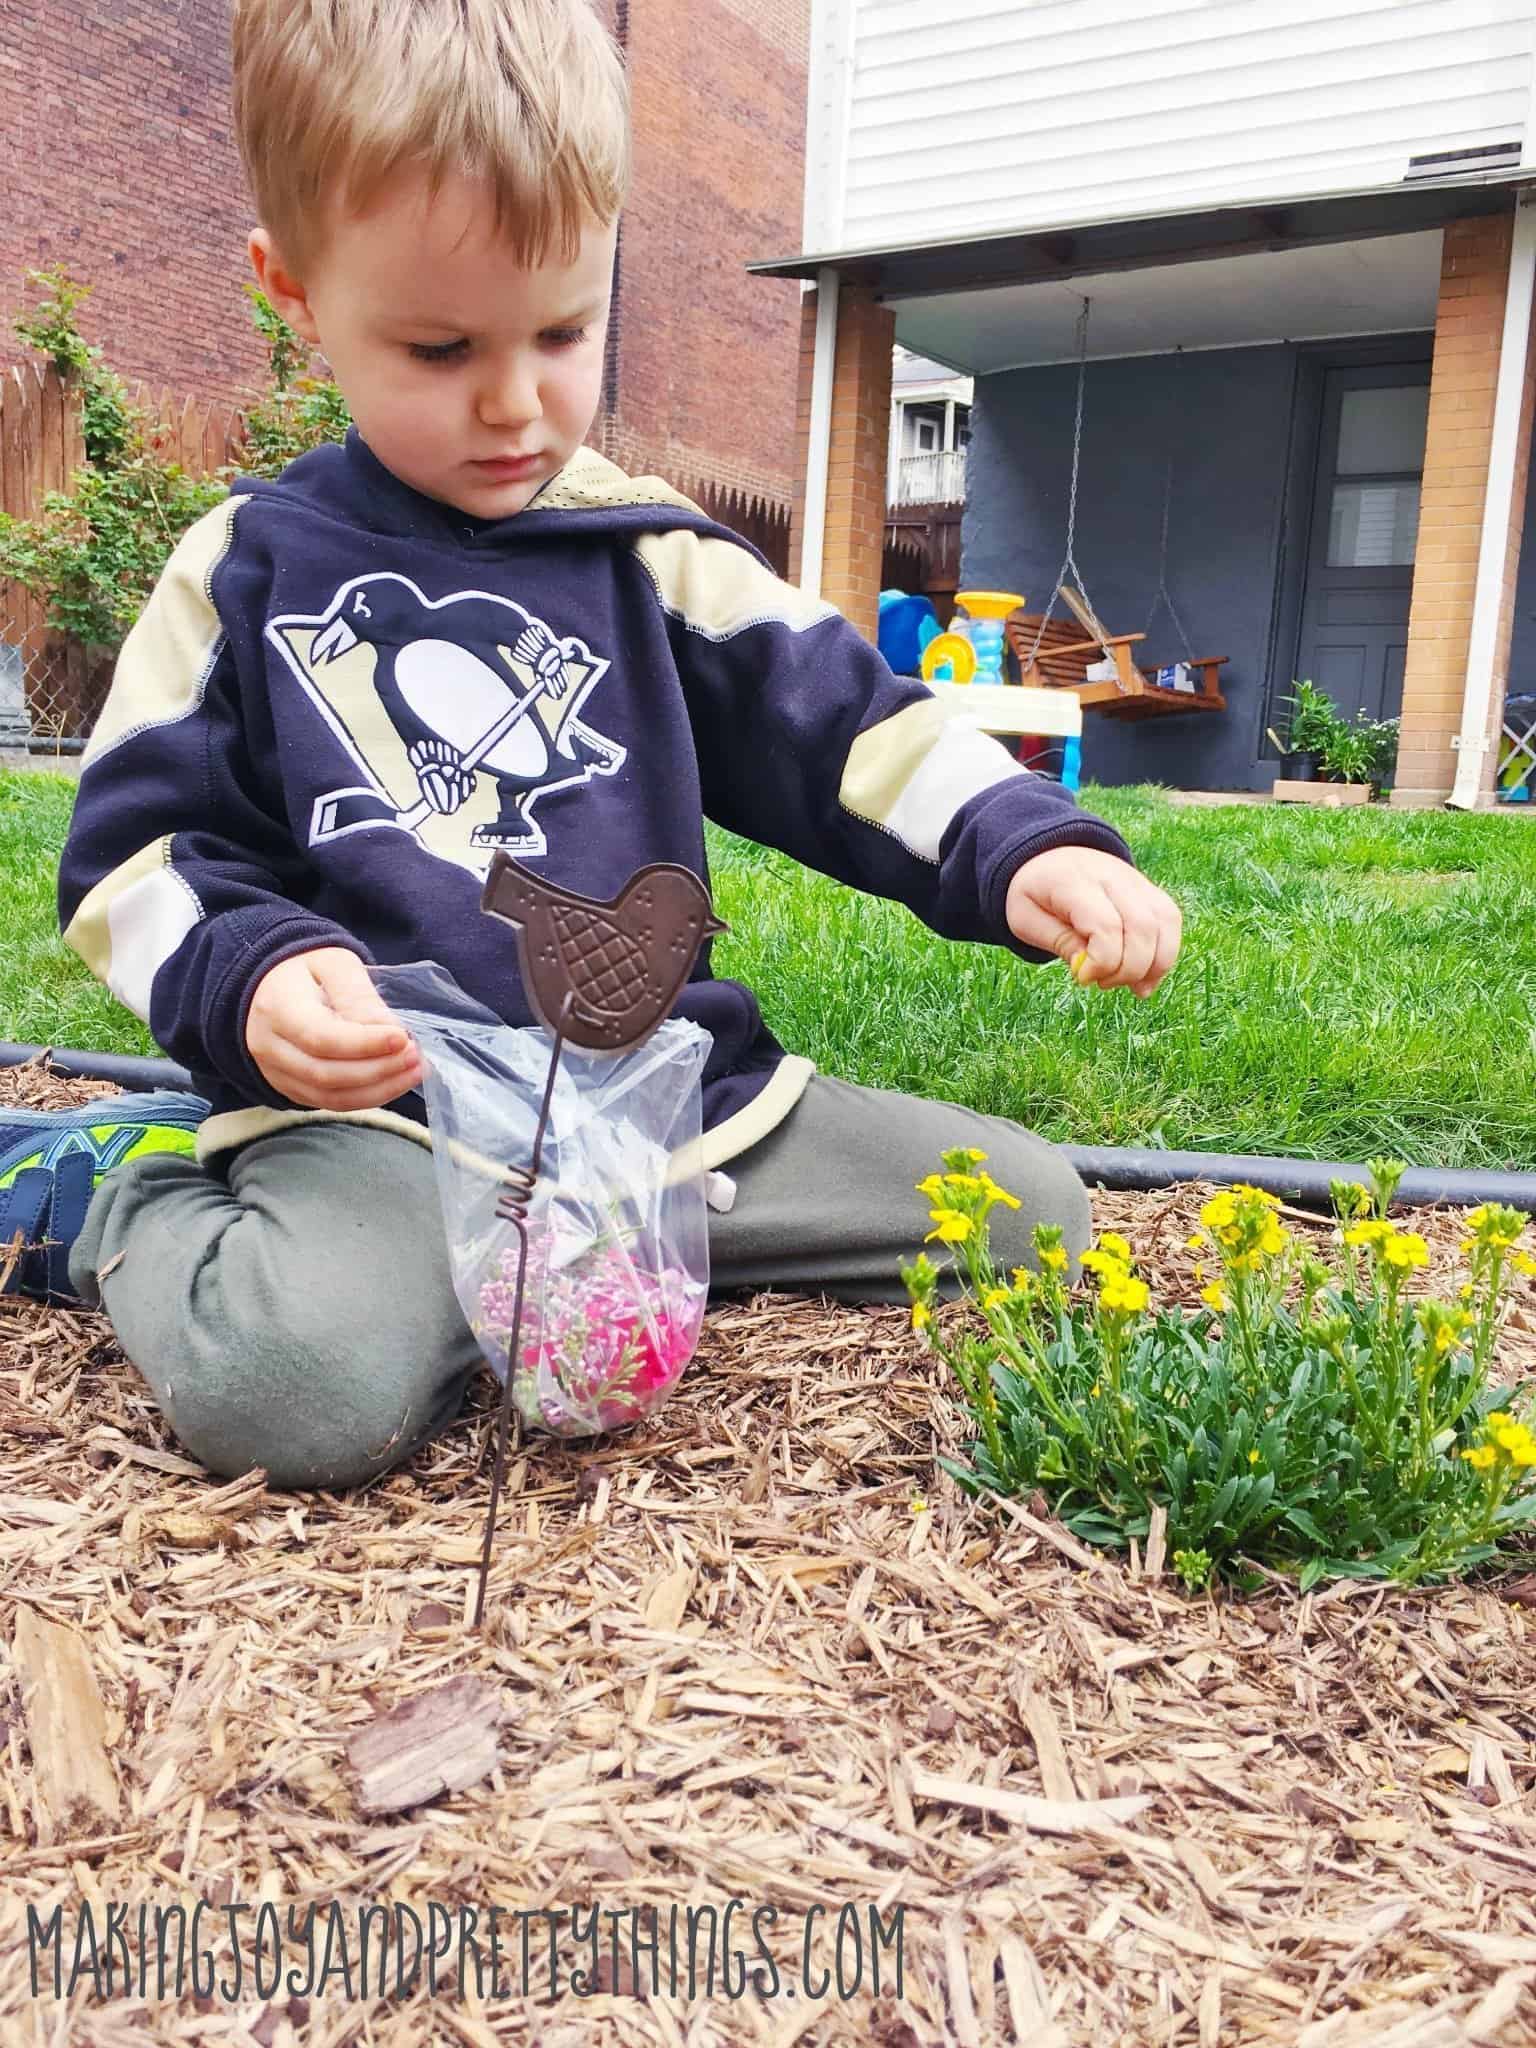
2;1059;1535;2046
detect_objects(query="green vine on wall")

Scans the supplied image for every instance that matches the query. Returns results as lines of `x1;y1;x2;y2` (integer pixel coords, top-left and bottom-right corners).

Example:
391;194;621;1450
0;267;351;655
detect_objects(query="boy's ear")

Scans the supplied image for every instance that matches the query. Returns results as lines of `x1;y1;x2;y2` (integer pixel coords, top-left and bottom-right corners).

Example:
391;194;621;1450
248;228;322;345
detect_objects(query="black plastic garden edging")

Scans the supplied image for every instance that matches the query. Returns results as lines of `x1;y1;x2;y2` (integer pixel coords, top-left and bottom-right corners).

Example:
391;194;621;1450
3;1038;1535;1213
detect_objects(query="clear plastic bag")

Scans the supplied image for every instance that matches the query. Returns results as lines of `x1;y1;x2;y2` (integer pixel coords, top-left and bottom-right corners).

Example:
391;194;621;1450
372;961;711;1438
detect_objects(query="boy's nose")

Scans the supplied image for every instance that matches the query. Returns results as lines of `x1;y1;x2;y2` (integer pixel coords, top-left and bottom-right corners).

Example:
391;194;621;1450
478;357;541;430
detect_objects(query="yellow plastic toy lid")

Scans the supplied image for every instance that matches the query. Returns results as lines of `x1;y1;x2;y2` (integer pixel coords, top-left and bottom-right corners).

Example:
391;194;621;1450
920;632;978;684
954;590;1027;620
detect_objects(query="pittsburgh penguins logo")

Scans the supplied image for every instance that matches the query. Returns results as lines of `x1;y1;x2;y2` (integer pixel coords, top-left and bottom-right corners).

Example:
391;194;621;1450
266;574;626;870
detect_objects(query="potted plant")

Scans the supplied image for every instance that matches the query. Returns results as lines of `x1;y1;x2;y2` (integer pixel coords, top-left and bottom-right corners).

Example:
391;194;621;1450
1277;679;1335;780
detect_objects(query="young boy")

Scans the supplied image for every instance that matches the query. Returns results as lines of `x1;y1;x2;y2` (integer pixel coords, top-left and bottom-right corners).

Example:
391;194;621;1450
33;0;1180;1490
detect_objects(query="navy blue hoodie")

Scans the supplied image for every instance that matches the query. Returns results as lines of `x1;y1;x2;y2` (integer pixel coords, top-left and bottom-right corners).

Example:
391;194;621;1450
59;431;1130;1164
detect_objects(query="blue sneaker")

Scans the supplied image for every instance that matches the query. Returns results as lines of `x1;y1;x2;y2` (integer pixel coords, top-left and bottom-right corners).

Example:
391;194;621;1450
0;1091;207;1304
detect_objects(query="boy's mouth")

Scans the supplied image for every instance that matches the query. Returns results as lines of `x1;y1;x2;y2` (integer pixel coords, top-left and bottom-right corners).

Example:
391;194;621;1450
472;454;542;481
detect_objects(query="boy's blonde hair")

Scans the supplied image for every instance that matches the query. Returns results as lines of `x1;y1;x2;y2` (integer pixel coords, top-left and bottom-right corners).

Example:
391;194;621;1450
232;0;630;271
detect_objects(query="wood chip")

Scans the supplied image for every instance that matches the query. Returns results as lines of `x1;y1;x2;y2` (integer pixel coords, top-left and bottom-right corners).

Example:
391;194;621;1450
909;1767;1153;1838
11;1606;120;1843
344;1676;504;1814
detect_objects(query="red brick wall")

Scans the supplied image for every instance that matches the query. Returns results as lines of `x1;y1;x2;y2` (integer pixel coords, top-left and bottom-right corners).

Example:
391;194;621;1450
0;0;267;401
0;0;808;504
598;0;808;501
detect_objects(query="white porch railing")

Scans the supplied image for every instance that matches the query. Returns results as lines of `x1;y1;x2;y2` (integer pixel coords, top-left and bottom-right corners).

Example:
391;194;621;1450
895;448;967;505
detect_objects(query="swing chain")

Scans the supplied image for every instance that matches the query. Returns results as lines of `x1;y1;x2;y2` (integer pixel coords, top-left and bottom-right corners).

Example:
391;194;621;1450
1022;297;1099;671
1144;346;1195;660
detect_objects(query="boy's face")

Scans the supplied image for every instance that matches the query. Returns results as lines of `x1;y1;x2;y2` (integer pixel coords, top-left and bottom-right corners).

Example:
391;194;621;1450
251;171;616;518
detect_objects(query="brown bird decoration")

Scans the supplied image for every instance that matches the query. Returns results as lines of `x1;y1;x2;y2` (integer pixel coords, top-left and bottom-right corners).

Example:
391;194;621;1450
480;853;727;1050
469;855;726;1628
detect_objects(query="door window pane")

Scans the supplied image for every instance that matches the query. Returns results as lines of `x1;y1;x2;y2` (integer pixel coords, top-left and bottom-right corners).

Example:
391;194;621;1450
1336;385;1429;475
1328;481;1421;567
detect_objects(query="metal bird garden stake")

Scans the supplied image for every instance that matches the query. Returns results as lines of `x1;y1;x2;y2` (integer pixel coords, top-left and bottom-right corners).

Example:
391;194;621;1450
472;853;726;1624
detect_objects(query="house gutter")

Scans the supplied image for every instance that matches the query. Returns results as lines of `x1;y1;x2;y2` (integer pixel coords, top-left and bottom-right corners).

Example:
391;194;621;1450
1449;188;1536;810
797;267;840;599
5;1041;1534;1213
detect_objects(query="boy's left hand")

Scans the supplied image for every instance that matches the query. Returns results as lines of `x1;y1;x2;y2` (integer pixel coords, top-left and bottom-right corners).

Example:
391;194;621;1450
1006;846;1181;998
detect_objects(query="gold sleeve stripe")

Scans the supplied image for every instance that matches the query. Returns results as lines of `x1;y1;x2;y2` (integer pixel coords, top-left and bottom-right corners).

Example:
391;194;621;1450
62;835;201;1023
634;528;837;640
839;700;1027;864
83;495;243;769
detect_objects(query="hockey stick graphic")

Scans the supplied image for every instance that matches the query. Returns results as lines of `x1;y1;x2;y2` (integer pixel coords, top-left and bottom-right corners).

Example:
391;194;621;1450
393;629;569;832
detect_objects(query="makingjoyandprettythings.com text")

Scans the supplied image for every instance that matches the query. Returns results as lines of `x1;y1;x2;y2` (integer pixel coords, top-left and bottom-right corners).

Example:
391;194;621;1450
29;1895;907;2005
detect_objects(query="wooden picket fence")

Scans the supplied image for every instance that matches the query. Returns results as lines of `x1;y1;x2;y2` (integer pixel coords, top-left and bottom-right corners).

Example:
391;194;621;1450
0;362;243;742
0;363;794;742
688;478;792;579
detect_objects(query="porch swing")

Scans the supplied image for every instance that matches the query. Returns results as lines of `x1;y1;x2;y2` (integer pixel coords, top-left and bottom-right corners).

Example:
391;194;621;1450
1004;307;1229;721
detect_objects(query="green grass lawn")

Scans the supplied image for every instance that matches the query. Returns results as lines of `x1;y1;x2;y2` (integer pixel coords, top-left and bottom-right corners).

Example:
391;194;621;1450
3;770;1533;1169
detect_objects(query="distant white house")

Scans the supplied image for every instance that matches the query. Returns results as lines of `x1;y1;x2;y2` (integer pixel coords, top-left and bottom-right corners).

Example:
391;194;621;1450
762;0;1536;803
888;348;971;506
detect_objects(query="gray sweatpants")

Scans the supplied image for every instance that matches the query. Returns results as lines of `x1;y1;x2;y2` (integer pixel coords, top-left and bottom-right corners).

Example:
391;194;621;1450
70;1075;1088;1490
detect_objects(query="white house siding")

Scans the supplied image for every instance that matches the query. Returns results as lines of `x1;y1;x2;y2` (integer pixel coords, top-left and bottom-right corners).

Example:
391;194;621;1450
803;0;1534;255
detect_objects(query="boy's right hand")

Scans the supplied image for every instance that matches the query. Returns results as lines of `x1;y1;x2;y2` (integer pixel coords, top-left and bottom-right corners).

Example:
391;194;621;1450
246;948;423;1110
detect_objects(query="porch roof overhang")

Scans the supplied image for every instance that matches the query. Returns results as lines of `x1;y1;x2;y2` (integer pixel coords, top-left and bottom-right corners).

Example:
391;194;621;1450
750;173;1531;374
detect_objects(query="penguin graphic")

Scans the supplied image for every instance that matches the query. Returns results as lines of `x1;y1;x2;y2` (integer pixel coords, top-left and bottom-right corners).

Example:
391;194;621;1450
268;573;626;861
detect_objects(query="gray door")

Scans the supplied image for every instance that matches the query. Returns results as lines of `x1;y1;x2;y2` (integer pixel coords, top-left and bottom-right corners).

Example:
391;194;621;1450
1294;363;1430;722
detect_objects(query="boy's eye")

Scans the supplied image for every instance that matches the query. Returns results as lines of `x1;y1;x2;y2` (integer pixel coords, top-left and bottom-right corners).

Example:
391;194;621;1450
408;338;469;363
542;326;589;349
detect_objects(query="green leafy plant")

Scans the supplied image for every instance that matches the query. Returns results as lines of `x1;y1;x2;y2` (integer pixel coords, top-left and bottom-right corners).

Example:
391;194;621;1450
1319;709;1399;788
0;272;351;657
1281;679;1338;758
903;1152;1536;1591
238;285;351;478
0;268;225;650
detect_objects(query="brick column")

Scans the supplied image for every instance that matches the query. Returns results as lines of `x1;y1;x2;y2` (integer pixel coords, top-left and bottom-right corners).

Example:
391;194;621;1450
1393;213;1536;807
789;282;895;641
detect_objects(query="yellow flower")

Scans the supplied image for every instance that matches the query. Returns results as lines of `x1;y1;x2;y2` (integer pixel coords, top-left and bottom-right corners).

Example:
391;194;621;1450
1100;1275;1150;1315
911;1301;931;1331
1259;1219;1289;1257
1247;1449;1261;1465
1201;1193;1237;1231
1459;1282;1475;1303
1461;1445;1498;1470
1038;1246;1068;1274
1494;1423;1536;1456
1185;1234;1203;1251
915;1174;946;1201
1080;1247;1130;1278
955;1149;988;1166
941;1173;983;1195
1089;1382;1101;1398
1010;1266;1036;1294
1383;1231;1429;1272
982;1287;1010;1312
926;1208;973;1245
910;1497;928;1513
1231;1183;1282;1209
978;1173;1022;1211
1487;1411;1513;1428
1513;1443;1536;1468
1200;1281;1227;1313
1345;1220;1392;1248
1098;1231;1132;1261
1514;1252;1536;1279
